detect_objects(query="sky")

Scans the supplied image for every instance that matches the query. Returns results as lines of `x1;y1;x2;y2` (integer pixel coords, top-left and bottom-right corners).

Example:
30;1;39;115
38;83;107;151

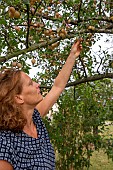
91;34;113;56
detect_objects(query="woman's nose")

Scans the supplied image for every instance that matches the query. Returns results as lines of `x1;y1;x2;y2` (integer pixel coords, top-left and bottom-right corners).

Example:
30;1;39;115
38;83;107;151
36;83;40;88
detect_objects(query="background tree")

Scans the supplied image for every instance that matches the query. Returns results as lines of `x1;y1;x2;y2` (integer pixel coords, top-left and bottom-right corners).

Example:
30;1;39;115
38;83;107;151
0;0;113;169
44;80;113;169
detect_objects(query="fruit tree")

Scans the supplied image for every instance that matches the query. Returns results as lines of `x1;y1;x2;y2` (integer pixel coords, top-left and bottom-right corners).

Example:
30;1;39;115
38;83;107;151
0;0;113;169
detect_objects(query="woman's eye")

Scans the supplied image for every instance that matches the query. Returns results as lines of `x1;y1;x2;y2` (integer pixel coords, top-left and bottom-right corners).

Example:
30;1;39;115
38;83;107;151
29;81;33;85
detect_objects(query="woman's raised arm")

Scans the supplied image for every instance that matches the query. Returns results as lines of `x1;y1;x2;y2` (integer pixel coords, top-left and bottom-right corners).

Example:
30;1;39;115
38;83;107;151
36;38;83;117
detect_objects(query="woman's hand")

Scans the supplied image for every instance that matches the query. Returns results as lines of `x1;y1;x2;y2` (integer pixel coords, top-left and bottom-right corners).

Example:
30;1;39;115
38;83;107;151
70;38;83;58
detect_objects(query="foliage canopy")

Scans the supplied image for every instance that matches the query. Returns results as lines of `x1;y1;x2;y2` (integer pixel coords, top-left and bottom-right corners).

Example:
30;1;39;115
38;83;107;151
0;0;113;169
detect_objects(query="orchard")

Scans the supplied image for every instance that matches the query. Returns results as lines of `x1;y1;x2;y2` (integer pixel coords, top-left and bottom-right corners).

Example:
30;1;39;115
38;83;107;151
0;0;113;169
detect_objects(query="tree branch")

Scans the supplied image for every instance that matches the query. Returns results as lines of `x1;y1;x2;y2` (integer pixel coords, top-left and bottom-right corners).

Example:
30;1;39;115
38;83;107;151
40;73;113;89
26;4;30;48
99;0;102;16
77;0;82;21
78;56;87;78
66;73;113;87
37;12;113;25
0;28;113;63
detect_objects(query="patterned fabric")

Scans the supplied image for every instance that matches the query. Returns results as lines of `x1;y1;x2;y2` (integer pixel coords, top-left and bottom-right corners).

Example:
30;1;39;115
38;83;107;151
0;109;55;170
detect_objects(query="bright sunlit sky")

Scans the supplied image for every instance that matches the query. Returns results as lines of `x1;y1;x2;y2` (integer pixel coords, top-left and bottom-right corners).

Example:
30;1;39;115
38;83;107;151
29;33;113;78
91;34;113;55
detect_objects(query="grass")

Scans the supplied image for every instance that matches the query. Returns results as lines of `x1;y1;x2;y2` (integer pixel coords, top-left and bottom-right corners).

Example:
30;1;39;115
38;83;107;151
87;150;113;170
84;123;113;170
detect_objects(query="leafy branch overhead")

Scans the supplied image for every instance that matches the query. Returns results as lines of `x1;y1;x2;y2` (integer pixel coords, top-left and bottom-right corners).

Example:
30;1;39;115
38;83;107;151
0;0;113;87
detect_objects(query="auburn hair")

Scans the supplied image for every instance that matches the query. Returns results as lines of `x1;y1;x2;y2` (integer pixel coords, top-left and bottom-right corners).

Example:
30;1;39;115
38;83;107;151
0;68;26;132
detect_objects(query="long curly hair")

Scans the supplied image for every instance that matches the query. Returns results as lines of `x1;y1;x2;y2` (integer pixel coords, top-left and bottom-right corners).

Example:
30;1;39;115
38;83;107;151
0;68;27;132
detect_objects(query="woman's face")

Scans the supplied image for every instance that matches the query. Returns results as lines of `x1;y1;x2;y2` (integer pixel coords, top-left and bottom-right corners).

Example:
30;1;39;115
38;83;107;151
20;72;43;107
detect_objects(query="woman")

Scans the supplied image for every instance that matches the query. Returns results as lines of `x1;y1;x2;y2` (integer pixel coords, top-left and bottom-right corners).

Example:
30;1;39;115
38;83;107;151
0;39;82;170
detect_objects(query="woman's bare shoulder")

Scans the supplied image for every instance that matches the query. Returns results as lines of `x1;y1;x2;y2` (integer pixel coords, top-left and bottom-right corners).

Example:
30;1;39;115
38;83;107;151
0;160;14;170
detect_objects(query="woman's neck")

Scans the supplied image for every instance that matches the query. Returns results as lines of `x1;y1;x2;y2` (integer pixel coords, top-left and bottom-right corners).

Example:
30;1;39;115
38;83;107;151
22;108;38;138
23;121;38;138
